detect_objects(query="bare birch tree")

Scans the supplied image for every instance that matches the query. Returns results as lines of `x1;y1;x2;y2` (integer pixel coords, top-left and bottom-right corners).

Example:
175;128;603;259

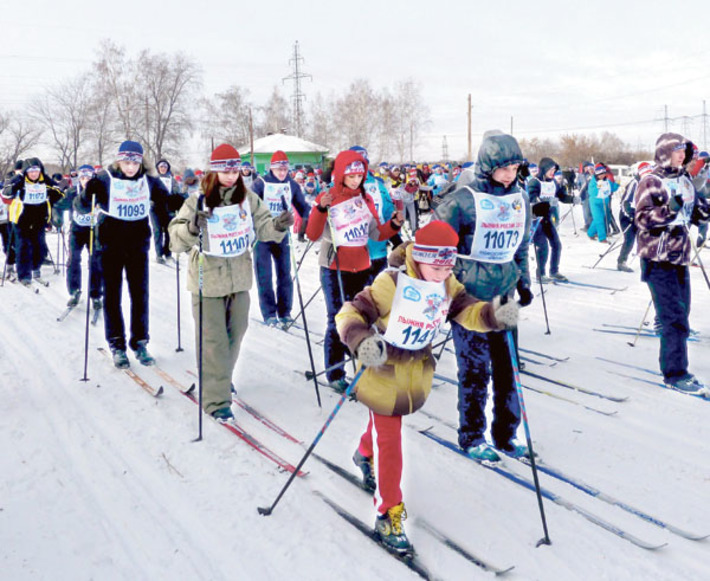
201;86;253;147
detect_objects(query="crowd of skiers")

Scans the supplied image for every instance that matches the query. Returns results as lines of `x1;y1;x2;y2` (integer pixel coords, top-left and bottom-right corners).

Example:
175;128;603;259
1;129;709;554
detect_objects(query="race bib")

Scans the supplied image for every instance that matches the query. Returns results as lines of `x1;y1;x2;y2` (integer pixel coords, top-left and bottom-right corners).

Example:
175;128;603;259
204;202;254;258
539;180;556;200
159;176;172;192
383;273;450;350
364;180;384;221
664;176;695;227
464;188;526;264
24;182;48;205
263;182;292;217
329;197;372;247
73;212;93;227
597;180;612;199
107;175;150;221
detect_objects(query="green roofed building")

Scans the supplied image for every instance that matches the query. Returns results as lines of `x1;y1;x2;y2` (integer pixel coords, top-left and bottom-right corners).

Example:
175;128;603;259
238;133;329;175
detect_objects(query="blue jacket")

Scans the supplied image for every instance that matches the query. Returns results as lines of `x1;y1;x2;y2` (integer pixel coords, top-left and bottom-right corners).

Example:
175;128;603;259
435;132;531;300
363;173;394;260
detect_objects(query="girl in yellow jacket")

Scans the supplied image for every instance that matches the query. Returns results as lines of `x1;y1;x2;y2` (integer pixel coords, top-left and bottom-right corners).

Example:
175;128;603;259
335;220;518;554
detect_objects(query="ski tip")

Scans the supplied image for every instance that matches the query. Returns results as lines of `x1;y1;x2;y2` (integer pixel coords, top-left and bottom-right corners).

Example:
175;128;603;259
155;385;164;397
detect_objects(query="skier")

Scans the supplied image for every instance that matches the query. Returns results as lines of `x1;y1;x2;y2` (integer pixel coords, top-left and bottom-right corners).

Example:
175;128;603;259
527;157;575;282
65;165;103;309
586;163;619;245
348;145;397;283
83;140;170;368
168;144;294;419
306;149;403;393
153;159;182;264
250;150;311;328
5;158;64;287
634;133;710;393
616;162;653;272
435;130;534;462
336;220;519;553
576;161;595;231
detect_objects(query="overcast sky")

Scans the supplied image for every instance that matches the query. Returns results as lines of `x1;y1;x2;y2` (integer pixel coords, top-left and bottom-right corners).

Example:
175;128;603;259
2;0;709;164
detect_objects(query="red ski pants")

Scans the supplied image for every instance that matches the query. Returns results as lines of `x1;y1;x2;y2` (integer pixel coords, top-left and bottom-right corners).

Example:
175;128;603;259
357;410;403;515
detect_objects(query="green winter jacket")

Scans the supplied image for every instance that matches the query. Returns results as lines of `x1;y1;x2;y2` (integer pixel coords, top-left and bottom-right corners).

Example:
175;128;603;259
434;131;531;301
168;188;285;297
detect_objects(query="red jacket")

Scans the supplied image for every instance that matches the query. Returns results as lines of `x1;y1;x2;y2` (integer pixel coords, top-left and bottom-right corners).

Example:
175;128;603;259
307;150;399;272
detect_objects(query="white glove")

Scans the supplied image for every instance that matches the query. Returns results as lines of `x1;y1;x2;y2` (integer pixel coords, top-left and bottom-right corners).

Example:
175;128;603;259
356;335;388;368
492;296;520;329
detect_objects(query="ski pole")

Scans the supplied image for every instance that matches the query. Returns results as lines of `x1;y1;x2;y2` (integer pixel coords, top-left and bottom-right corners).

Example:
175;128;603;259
434;328;452;360
590;223;630;269
304;355;354;381
569;200;578;236
55;223;61;274
175;254;184;352
530;219;550;334
284;285;322;331
689;233;710;292
81;195;96;382
258;366;366;516
283;196;321;408
195;195;205;442
627;298;653;348
505;330;551;547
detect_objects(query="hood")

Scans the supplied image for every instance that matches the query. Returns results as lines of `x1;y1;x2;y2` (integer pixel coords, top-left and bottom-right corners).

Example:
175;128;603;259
183;168;198;185
332;150;369;189
22;157;45;174
475;131;524;179
156;159;172;174
654;132;694;169
538;157;559;179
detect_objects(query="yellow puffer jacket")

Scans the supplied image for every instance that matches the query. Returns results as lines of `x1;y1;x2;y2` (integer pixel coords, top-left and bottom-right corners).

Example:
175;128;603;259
336;243;500;416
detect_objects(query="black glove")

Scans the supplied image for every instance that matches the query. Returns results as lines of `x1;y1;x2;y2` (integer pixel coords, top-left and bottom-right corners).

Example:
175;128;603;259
532;201;550;217
188;210;209;235
669;194;684;212
273;209;295;231
517;281;533;307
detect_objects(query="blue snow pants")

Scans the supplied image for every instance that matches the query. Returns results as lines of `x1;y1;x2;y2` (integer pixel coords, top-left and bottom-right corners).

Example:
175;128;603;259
641;259;691;381
254;237;293;321
321;266;371;382
451;320;521;450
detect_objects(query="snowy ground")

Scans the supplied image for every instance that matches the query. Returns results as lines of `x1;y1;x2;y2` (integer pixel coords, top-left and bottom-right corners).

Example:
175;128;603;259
1;203;709;581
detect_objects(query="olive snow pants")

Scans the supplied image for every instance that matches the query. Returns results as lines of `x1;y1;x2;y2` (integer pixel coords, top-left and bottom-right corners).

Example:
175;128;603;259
191;290;250;415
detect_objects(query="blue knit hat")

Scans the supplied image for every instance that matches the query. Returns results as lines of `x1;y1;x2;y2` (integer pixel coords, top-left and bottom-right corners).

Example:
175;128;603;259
349;145;369;163
117;140;143;162
78;164;95;178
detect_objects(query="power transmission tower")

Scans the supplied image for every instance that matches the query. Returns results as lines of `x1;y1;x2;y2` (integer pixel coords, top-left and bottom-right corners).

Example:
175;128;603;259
282;41;312;137
441;135;449;162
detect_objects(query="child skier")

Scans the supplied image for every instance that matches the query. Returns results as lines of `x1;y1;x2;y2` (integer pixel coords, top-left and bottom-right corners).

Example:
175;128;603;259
6;158;64;287
336;220;519;554
434;130;533;463
634;133;710;393
65;165;103;309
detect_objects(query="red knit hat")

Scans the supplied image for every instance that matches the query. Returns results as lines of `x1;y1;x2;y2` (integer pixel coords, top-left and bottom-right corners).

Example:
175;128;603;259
637;162;652;177
412;221;459;267
594;163;607;175
270;150;289;169
210;144;241;172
